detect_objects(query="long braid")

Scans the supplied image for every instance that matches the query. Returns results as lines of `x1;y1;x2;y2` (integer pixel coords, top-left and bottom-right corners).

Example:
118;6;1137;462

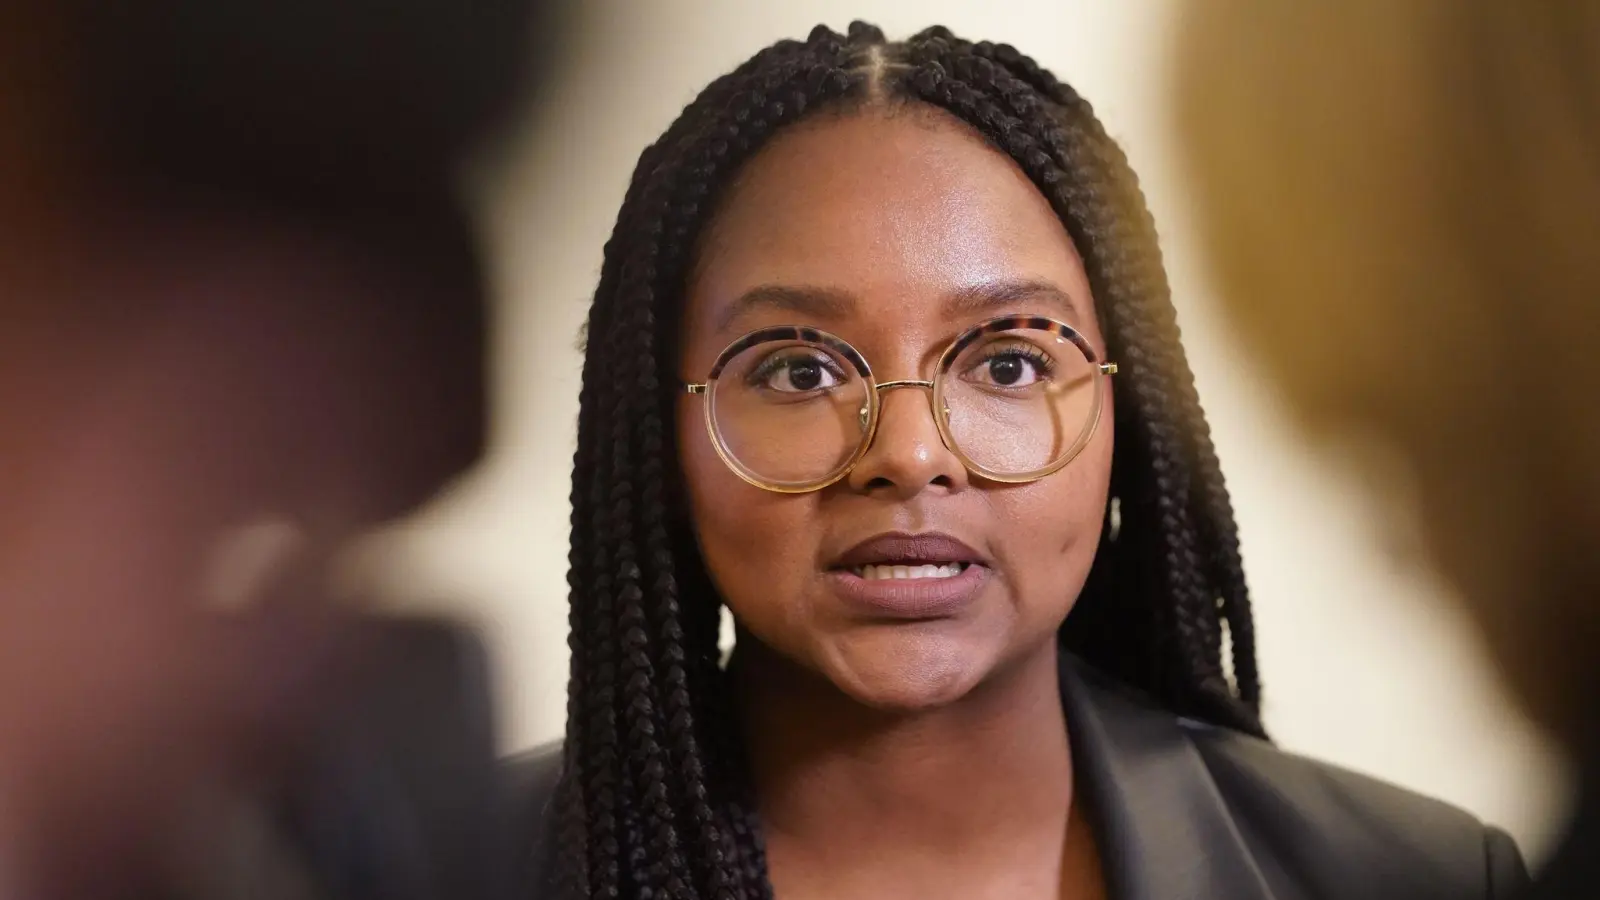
1185;407;1261;706
623;144;721;900
556;22;1266;899
561;127;672;900
617;127;706;900
558;120;688;897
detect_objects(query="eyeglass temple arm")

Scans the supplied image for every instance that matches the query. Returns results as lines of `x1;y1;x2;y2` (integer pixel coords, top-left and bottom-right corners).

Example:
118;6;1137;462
684;383;708;394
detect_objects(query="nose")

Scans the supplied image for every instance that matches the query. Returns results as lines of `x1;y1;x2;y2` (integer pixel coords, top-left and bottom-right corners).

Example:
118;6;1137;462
845;381;969;498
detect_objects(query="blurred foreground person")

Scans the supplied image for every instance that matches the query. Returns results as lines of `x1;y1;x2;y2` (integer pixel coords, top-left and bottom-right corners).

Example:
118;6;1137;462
0;0;567;896
1174;2;1600;896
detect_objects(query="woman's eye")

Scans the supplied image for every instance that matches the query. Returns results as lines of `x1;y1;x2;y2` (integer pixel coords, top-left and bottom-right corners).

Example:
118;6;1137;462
966;351;1048;387
761;356;843;393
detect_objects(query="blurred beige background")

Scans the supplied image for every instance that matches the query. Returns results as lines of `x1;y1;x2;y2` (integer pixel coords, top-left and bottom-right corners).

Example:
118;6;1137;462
355;0;1572;863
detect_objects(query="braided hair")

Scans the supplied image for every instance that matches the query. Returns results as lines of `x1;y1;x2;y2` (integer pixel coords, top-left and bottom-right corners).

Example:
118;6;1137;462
555;22;1263;900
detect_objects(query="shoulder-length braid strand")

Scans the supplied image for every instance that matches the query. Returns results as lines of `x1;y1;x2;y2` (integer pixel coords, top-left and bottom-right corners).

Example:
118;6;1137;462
555;22;1264;900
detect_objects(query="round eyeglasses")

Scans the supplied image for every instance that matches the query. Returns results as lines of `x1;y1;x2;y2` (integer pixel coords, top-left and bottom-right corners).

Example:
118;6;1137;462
683;315;1117;493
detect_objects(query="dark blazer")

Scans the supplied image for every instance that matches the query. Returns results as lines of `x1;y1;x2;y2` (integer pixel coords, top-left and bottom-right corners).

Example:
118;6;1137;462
506;654;1529;899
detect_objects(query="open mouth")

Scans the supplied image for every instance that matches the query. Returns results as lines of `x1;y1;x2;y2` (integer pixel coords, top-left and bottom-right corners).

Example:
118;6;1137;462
826;531;990;618
849;562;973;581
831;532;987;581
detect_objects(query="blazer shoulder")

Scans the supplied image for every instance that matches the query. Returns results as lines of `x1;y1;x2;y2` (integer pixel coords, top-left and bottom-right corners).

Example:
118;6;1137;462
1181;720;1530;899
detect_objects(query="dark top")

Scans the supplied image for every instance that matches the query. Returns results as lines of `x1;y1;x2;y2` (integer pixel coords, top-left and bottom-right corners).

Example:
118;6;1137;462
505;654;1529;899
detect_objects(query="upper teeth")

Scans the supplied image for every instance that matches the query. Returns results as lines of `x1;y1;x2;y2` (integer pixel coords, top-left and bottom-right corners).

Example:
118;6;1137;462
854;563;964;581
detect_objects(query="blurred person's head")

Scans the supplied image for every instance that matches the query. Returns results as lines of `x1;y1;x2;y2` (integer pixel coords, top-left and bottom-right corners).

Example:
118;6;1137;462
1173;2;1600;753
558;22;1263;899
0;0;573;593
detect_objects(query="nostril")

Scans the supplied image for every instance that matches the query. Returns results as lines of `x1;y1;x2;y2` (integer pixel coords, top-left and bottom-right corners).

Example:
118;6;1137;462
866;475;896;491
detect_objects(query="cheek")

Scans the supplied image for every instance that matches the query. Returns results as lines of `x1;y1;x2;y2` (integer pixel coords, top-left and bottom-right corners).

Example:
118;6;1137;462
993;420;1113;615
676;400;816;622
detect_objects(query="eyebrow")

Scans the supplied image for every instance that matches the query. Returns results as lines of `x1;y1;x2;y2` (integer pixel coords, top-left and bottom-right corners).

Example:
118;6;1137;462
942;279;1085;323
714;284;857;334
715;278;1086;334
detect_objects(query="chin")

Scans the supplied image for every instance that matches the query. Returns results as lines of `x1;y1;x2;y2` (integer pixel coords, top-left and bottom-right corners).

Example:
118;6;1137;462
823;627;995;713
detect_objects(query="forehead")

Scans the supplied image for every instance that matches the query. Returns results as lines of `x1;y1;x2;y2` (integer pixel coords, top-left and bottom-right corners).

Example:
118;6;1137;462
687;107;1091;339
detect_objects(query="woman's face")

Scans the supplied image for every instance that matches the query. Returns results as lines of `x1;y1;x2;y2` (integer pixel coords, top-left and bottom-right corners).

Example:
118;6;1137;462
677;109;1113;711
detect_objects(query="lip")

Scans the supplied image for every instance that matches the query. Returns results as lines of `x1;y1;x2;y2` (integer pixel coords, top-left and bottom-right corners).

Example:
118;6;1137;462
826;532;991;620
830;532;987;570
825;564;990;619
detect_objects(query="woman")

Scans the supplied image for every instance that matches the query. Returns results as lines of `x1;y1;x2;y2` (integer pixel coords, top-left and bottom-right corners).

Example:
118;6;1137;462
1172;3;1600;897
512;23;1525;899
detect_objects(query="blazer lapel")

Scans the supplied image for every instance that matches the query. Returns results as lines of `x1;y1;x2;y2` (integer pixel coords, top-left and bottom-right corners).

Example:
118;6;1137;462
1060;656;1277;900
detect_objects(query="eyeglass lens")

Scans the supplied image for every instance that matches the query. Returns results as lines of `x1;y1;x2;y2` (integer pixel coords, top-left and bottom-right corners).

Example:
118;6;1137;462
706;326;1099;488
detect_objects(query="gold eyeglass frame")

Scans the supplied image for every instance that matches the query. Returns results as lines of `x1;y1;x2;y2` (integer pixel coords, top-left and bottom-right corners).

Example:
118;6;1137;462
682;315;1118;494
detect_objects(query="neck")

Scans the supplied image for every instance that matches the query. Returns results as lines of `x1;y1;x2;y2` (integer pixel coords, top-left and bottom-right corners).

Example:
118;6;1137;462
737;639;1074;875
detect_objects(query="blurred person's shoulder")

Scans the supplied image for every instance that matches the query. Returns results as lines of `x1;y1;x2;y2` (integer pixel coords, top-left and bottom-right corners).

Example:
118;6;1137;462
504;739;564;895
1064;656;1529;899
505;660;1529;899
